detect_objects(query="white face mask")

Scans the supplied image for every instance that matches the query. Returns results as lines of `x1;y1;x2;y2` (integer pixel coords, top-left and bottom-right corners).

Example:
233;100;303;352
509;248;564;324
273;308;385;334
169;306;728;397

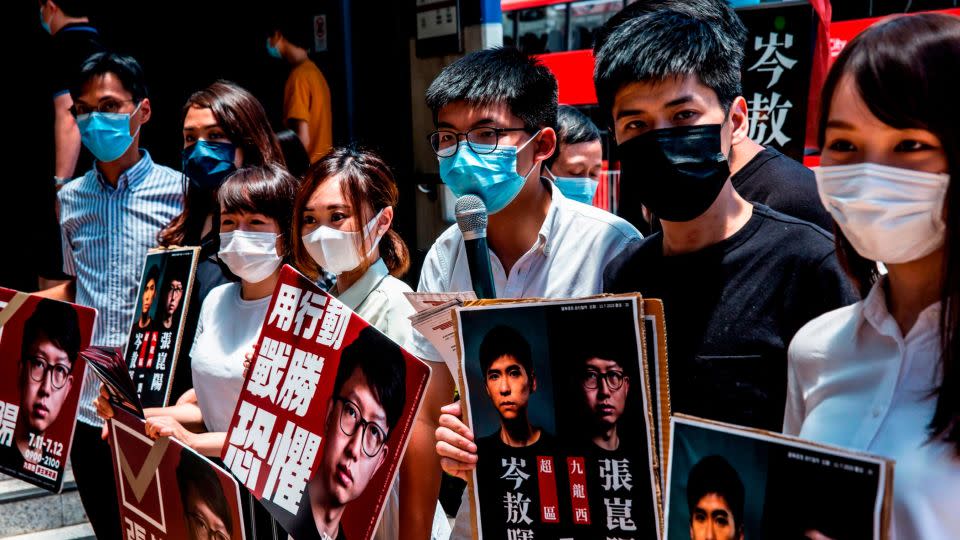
302;208;386;275
218;230;283;283
815;162;949;264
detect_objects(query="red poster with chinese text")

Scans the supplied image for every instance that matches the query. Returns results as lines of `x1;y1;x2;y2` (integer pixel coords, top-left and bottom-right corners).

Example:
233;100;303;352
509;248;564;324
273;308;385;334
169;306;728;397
109;407;246;540
0;289;95;493
221;265;432;540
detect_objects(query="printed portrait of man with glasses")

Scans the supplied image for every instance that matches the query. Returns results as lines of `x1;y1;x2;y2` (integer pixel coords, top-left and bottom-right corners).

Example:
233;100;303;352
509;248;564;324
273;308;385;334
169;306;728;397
289;326;407;540
176;449;236;540
571;338;634;454
2;299;81;472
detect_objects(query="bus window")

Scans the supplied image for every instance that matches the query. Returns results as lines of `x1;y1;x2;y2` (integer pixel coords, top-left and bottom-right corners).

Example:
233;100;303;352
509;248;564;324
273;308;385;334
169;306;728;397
517;4;568;54
503;10;517;47
569;0;624;50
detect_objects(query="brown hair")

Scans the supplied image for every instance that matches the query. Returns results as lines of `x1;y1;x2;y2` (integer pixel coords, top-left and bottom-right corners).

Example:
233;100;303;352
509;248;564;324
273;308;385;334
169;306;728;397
292;147;410;280
818;14;960;452
219;163;301;260
159;81;285;247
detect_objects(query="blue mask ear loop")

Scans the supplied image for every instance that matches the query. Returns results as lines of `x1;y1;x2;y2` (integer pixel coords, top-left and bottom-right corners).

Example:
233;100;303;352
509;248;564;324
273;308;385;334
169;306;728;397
516;129;544;181
128;101;145;140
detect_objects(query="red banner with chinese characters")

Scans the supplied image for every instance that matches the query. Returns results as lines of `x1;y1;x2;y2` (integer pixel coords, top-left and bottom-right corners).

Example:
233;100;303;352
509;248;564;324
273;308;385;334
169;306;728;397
221;265;431;540
0;289;95;493
109;407;246;540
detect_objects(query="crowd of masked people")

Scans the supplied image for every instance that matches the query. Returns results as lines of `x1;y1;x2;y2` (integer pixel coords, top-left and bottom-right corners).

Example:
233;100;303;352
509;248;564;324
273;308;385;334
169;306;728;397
28;0;959;538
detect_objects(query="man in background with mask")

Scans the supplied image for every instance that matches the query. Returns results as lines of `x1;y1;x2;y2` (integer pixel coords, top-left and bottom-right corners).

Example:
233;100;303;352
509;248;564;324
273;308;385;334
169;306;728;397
39;52;183;540
596;10;857;432
423;47;641;540
545;105;604;206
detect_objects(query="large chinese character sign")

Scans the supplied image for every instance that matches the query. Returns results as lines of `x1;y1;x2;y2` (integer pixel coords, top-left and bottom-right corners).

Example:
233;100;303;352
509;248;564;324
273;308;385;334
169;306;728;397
222;265;431;540
109;407;246;540
123;247;199;407
456;295;662;540
0;289;96;492
665;415;893;540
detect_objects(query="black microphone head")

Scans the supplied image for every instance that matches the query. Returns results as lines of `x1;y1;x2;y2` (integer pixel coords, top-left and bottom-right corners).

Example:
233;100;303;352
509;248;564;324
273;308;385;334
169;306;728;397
455;195;488;239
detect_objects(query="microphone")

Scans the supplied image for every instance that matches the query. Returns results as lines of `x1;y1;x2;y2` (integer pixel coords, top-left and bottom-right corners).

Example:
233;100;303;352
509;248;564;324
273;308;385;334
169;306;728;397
455;195;497;299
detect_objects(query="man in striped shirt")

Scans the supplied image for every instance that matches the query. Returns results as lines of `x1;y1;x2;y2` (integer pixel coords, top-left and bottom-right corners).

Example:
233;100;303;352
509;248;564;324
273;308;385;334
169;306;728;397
41;52;183;540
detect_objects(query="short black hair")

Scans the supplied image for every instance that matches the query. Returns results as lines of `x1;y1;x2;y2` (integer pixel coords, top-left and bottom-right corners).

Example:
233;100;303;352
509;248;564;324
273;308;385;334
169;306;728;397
425;47;558;132
333;326;407;433
144;265;160;286
218;163;301;258
21;299;81;372
592;0;746;59
686;455;745;533
176;450;234;536
42;0;91;18
72;52;148;103
594;9;743;119
478;325;534;377
266;4;314;52
546;105;601;168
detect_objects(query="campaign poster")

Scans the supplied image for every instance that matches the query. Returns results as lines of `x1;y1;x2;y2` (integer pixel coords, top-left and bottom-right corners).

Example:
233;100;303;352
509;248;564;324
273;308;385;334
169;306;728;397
83;346;143;418
123;247;199;408
109;407;246;540
221;265;432;540
456;295;662;540
643;299;671;491
0;289;96;492
665;415;893;540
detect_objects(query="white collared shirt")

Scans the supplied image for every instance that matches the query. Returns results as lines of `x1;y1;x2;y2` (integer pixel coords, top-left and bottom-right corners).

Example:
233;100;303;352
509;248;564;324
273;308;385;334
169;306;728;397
785;280;960;540
337;258;415;348
410;181;642;362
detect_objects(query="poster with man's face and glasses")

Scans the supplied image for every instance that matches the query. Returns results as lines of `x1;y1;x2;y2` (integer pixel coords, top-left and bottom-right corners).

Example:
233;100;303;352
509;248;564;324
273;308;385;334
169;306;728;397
123;247;199;407
455;295;663;540
109;407;246;540
665;415;894;540
221;265;431;540
0;289;96;492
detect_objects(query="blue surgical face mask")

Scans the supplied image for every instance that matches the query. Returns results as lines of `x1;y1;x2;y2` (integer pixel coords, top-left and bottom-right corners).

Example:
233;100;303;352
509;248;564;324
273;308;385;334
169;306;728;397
77;101;143;163
553;176;599;205
266;37;281;59
40;7;51;34
182;140;237;190
438;130;541;214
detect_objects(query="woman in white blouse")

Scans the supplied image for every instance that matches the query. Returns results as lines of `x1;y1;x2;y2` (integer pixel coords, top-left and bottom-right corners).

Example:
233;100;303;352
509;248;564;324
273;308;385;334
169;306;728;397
784;14;960;540
291;147;449;540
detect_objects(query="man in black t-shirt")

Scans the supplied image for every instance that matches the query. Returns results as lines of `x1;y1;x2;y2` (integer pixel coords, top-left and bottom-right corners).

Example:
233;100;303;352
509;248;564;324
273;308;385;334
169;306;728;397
594;9;858;432
593;0;832;232
38;0;105;287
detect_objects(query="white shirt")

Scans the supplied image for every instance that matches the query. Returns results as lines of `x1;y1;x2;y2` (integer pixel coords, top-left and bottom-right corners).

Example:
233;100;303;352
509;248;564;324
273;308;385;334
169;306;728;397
416;183;641;540
190;283;270;433
410;181;642;362
785;280;960;540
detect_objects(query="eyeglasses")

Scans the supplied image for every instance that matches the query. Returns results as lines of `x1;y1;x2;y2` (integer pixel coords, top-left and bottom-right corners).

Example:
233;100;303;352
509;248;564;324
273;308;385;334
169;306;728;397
428;127;529;157
336;397;387;457
70;98;137;117
582;369;626;391
25;357;71;389
167;285;184;295
186;511;230;540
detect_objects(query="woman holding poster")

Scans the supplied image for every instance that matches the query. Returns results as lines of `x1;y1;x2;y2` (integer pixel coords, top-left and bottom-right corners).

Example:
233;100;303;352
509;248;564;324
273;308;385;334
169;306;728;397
291;146;449;540
784;14;960;539
97;163;299;536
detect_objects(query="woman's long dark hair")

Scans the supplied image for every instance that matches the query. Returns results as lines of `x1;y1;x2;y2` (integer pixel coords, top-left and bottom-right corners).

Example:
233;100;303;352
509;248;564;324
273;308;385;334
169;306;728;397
291;147;411;280
159;81;285;248
818;13;960;452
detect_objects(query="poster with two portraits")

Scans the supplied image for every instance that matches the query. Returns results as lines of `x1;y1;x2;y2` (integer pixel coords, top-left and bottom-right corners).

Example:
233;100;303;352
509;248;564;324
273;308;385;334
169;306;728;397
455;295;895;540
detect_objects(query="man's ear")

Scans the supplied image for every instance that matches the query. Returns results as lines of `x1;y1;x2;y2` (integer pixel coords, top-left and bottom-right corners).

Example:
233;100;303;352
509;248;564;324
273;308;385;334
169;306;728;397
375;445;387;472
64;374;74;392
729;95;750;146
531;374;537;393
534;127;557;163
138;98;152;125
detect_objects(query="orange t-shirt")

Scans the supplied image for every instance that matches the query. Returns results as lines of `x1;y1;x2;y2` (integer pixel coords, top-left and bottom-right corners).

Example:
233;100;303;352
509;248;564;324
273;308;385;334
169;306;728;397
284;59;333;162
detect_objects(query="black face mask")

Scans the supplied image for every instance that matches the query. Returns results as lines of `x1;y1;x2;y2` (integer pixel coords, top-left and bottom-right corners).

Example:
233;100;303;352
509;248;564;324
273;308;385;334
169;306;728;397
617;124;730;223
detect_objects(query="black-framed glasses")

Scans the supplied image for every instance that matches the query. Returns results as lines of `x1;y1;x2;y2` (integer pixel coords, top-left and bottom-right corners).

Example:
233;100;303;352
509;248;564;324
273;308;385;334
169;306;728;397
26;357;71;389
428;127;529;157
186;511;230;540
583;369;626;391
70;98;137;117
335;397;388;457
